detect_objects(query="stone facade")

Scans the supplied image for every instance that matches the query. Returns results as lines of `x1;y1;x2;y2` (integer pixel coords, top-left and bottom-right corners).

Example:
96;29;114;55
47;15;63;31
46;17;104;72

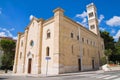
13;3;104;75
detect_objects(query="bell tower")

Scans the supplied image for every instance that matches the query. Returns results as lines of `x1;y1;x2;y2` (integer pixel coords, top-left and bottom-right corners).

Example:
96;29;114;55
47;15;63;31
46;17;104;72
87;3;100;35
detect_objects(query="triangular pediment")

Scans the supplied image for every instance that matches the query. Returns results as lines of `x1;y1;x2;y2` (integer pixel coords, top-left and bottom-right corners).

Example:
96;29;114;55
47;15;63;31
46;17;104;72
25;17;39;30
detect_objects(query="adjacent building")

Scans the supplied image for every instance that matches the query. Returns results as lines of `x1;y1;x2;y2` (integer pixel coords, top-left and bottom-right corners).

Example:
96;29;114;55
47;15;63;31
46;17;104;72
13;3;104;75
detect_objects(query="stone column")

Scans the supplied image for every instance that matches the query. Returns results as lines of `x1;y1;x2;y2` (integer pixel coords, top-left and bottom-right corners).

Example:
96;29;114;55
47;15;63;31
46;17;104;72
13;33;21;73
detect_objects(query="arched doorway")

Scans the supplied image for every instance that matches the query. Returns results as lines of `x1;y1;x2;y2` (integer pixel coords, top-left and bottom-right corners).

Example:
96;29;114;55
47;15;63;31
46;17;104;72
27;52;33;74
28;58;32;74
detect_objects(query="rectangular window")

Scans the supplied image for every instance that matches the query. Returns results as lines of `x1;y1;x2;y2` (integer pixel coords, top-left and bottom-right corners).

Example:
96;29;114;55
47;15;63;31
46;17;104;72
77;35;79;40
90;25;95;29
89;12;94;18
71;33;73;38
47;33;50;39
82;38;84;42
87;40;89;44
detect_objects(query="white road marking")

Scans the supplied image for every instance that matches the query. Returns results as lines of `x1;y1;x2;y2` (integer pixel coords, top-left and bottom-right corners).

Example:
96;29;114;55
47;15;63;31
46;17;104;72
79;74;95;76
95;74;105;78
104;75;118;79
97;75;110;78
113;77;120;80
91;74;104;78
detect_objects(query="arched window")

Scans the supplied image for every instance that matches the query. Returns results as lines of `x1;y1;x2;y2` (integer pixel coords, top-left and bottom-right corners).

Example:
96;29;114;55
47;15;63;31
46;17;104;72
46;47;50;56
47;29;50;39
21;41;23;47
30;40;34;47
27;52;31;57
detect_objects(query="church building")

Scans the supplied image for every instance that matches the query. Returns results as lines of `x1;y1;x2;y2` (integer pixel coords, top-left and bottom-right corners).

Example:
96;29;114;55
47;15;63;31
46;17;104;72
13;3;104;75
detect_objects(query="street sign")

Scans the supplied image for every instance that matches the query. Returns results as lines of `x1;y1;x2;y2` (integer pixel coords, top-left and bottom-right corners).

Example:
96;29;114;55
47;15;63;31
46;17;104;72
45;56;51;60
45;56;51;76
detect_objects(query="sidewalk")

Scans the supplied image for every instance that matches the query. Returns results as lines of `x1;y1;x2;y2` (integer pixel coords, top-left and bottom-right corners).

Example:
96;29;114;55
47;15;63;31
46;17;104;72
0;70;104;77
0;66;120;77
102;64;120;71
109;66;120;71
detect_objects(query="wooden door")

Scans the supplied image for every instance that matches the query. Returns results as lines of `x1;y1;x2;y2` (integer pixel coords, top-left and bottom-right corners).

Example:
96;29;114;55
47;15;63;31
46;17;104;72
28;58;32;73
92;59;95;69
78;59;81;71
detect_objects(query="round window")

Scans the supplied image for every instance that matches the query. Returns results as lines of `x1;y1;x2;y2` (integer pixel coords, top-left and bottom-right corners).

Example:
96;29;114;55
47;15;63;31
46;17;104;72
30;40;34;46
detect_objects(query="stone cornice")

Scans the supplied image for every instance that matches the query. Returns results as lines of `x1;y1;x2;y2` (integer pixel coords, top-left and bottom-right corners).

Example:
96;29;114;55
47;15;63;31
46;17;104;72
63;16;98;37
43;17;54;26
53;7;64;13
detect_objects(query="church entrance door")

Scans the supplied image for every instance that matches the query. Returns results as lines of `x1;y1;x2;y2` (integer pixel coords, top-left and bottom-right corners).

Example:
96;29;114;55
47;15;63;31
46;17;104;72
28;58;32;74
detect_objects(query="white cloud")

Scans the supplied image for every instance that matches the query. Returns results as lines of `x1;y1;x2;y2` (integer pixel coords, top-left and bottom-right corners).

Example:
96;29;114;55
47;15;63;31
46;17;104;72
76;11;87;18
111;29;115;34
75;11;105;28
81;18;88;28
113;30;120;40
98;14;104;23
75;11;88;28
1;28;13;37
13;36;18;40
75;12;105;29
106;16;120;26
10;28;15;31
29;15;34;20
99;27;105;31
0;32;7;37
0;27;17;40
76;21;81;24
82;18;87;23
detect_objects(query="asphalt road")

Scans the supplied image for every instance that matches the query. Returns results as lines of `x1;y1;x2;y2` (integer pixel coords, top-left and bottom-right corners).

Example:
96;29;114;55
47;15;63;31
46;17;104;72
0;70;120;80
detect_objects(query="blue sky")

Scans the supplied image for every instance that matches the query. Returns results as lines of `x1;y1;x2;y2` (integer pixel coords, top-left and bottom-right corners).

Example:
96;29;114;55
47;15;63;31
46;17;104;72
0;0;120;41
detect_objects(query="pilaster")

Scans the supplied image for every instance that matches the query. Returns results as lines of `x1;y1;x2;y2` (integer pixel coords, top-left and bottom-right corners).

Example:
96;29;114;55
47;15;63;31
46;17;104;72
53;8;64;74
22;28;28;73
13;33;21;73
37;19;44;74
